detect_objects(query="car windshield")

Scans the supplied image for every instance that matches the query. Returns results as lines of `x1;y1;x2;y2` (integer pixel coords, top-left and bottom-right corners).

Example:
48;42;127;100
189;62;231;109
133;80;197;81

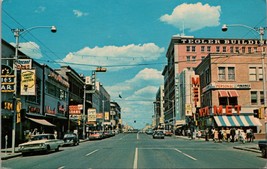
31;135;49;141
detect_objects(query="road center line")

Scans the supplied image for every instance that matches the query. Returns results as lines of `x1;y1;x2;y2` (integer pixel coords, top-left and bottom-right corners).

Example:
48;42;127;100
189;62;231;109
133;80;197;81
85;149;99;156
174;148;197;161
133;147;138;169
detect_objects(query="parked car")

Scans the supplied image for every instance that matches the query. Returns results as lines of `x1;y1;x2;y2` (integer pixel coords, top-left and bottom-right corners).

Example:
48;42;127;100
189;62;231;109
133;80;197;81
153;131;165;139
18;134;63;156
89;131;104;140
164;131;173;136
258;140;267;158
63;133;79;146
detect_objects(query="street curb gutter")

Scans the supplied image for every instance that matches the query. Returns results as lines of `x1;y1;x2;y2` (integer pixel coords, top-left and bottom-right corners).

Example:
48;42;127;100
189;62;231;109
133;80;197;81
233;146;261;154
1;153;21;160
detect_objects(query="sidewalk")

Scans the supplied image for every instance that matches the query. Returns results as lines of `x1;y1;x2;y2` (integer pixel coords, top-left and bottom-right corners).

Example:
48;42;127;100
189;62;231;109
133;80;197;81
175;135;261;154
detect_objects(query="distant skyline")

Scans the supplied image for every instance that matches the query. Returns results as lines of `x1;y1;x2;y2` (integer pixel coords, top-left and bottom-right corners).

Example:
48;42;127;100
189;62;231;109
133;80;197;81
2;0;266;129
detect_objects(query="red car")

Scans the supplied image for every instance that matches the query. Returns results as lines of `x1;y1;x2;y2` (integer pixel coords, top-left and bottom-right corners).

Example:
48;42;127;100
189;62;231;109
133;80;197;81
89;131;104;140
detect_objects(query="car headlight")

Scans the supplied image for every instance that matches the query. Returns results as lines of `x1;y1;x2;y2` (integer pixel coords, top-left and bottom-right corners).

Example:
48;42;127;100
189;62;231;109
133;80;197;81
39;143;45;147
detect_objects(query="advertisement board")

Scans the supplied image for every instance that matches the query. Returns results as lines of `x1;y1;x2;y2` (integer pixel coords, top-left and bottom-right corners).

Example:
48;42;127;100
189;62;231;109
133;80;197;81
20;69;36;95
88;108;96;122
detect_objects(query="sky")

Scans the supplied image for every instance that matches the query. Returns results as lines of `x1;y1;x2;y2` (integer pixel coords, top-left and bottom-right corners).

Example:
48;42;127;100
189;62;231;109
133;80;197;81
2;0;267;129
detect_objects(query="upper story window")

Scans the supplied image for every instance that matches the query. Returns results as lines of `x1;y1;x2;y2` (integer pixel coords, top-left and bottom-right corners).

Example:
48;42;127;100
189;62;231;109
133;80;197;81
249;66;263;81
223;46;227;53
216;46;220;52
192;56;196;62
218;67;226;81
230;47;234;53
235;47;239;53
242;47;246;53
218;67;235;81
254;47;258;53
192;46;196;52
186;56;190;62
207;46;211;52
248;47;252;53
201;46;205;52
186;46;190;52
228;67;235;81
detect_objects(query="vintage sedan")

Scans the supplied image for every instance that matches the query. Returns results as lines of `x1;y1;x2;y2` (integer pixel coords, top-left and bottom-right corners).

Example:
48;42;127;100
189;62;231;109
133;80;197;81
63;133;79;146
18;134;63;156
153;131;165;139
89;131;104;140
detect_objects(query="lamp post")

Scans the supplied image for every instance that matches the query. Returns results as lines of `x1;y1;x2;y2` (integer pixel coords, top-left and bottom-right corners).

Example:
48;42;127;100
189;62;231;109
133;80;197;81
10;25;56;153
222;24;267;135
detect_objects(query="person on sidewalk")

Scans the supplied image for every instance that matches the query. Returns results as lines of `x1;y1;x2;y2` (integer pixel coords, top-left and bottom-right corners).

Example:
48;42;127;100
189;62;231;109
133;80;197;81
230;128;236;142
205;128;209;141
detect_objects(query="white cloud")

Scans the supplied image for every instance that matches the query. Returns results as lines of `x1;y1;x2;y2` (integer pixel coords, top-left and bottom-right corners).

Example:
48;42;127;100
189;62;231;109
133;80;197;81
35;6;46;13
160;2;221;31
105;68;163;128
73;9;88;17
10;41;43;59
62;43;165;71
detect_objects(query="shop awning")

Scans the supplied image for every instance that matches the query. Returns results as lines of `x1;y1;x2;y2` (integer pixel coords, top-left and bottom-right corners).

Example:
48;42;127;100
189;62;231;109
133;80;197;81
214;116;262;127
27;117;56;127
218;90;229;97
228;90;239;97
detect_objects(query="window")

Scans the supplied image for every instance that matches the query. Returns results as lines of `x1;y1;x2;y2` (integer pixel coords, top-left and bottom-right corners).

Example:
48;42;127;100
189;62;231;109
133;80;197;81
235;47;239;53
218;67;226;81
242;47;245;53
216;46;220;52
260;91;264;105
219;97;228;106
201;46;205;52
248;47;252;53
251;91;258;105
228;67;235;81
223;46;227;53
186;46;190;52
192;46;196;52
201;56;205;61
229;97;238;106
26;79;41;104
230;47;234;53
254;47;258;53
207;46;211;52
249;67;257;81
192;56;196;62
258;67;263;80
186;56;190;62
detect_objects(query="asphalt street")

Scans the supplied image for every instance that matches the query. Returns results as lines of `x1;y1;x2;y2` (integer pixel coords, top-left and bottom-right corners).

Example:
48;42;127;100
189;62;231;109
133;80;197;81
2;133;267;169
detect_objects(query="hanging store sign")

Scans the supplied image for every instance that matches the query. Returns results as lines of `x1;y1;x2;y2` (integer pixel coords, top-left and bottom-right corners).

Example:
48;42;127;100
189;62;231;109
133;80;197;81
202;82;251;93
88;108;96;122
17;59;32;70
69;105;81;115
1;64;15;92
20;69;36;95
191;75;200;107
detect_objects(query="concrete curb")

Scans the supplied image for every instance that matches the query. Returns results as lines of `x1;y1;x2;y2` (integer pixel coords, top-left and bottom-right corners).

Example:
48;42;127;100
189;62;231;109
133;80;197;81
233;146;261;153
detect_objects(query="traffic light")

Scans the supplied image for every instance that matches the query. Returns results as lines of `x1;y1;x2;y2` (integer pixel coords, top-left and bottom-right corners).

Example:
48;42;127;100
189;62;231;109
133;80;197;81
253;109;259;118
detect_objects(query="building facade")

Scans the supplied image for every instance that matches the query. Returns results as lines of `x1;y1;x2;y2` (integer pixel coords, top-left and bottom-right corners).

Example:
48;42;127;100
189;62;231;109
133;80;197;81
163;36;267;134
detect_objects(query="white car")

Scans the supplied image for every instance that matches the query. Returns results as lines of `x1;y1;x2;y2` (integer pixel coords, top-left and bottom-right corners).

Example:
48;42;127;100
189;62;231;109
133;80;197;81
18;134;63;156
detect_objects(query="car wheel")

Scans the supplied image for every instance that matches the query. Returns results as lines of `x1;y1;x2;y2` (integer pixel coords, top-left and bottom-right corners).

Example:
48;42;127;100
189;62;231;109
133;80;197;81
55;146;59;152
261;148;267;158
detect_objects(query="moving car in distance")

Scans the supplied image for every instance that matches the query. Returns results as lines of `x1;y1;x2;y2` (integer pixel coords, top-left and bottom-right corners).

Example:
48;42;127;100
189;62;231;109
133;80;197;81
153;130;165;139
164;130;173;136
18;134;63;156
145;129;154;135
63;133;79;146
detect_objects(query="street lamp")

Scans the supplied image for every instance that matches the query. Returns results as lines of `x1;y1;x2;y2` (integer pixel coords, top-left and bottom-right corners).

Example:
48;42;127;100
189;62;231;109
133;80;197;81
10;25;56;153
222;24;267;135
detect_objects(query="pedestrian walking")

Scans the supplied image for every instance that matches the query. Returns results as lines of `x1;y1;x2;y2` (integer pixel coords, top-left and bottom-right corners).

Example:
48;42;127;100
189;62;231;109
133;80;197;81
226;127;230;142
230;128;236;142
214;129;219;143
205;128;209;141
218;128;223;143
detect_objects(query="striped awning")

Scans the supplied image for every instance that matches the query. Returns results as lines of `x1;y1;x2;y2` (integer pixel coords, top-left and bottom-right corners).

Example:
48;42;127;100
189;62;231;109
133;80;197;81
27;117;56;127
214;115;262;127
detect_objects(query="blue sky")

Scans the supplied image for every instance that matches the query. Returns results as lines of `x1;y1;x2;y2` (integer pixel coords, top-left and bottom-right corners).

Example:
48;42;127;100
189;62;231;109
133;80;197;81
2;0;266;129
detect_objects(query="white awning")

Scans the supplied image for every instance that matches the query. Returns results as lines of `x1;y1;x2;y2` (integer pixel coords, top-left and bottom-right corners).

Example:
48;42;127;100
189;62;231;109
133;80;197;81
27;117;56;127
